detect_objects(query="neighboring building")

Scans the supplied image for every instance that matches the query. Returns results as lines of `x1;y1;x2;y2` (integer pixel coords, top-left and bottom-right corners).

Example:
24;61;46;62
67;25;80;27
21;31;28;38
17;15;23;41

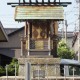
0;27;24;59
5;28;18;35
0;21;11;67
58;31;74;49
0;21;8;42
72;32;79;60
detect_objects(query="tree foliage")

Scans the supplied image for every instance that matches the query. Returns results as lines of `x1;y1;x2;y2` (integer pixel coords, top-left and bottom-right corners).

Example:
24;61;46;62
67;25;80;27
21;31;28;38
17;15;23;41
0;66;5;76
57;39;75;59
0;58;19;76
8;58;19;76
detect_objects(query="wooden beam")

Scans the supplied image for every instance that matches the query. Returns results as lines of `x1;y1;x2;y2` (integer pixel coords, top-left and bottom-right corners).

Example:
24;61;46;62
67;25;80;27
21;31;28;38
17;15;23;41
29;0;31;4
59;0;60;5
42;0;44;4
11;4;67;7
48;0;50;3
54;0;56;3
7;2;71;5
19;0;20;5
23;0;25;4
36;0;38;3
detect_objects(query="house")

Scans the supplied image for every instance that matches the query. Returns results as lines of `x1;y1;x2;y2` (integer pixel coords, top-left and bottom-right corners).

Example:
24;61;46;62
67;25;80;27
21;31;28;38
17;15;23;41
0;21;9;67
0;21;8;42
58;31;74;49
72;32;79;60
0;27;24;59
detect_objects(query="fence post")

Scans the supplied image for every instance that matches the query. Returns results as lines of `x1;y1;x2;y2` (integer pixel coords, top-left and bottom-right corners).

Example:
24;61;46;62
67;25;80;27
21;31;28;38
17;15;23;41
38;63;40;80
5;65;8;80
25;62;31;80
64;66;66;80
55;65;57;80
15;64;17;80
46;63;48;80
73;67;75;80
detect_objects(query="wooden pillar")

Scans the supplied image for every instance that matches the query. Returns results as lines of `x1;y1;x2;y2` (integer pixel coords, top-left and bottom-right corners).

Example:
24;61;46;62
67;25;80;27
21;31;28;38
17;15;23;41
21;38;23;57
27;21;30;56
48;35;51;56
51;39;57;57
24;22;27;37
51;21;58;57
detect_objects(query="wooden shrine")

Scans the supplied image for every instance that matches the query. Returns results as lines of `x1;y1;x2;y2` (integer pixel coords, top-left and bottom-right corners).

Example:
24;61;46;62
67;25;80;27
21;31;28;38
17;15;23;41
8;0;71;78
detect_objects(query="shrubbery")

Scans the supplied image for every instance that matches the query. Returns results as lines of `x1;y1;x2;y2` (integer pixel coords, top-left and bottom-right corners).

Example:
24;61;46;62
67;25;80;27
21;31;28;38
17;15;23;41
0;58;19;76
0;66;5;76
57;39;75;59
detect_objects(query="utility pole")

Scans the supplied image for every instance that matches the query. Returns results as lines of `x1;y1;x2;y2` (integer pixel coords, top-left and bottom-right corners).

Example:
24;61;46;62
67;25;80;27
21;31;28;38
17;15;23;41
65;20;68;43
62;21;64;39
76;0;80;61
64;13;68;44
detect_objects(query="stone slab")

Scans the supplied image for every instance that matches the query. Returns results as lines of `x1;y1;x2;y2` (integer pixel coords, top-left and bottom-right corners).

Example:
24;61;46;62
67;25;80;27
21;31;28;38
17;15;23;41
18;58;61;65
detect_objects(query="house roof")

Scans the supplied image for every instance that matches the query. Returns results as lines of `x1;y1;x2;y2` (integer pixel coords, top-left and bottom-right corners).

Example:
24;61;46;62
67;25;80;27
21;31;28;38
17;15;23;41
0;27;24;48
5;28;18;35
0;21;8;42
61;59;80;66
58;31;74;38
72;32;78;47
8;27;24;36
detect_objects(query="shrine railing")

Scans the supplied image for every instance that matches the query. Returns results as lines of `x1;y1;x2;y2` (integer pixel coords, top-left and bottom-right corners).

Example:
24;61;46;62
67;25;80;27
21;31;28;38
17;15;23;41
25;38;53;50
21;37;53;56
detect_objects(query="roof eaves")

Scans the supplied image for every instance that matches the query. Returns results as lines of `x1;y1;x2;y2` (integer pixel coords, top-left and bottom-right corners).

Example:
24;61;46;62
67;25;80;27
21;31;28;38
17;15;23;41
0;21;8;42
8;26;24;36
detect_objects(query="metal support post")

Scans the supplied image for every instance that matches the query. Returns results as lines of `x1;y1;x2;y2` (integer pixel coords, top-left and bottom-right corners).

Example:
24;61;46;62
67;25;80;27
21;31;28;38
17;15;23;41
15;64;17;80
38;64;40;80
55;65;57;80
65;20;68;43
73;67;75;80
46;59;48;80
64;66;66;80
62;21;64;39
6;65;8;80
25;62;31;80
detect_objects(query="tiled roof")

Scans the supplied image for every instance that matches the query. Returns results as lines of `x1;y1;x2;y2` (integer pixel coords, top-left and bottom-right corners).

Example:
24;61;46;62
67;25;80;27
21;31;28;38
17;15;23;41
0;21;8;42
58;31;73;38
4;28;19;35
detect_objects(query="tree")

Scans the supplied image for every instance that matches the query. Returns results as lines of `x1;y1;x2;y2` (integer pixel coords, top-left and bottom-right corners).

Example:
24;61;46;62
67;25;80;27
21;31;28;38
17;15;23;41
0;58;19;76
8;58;19;76
0;66;5;76
57;39;75;59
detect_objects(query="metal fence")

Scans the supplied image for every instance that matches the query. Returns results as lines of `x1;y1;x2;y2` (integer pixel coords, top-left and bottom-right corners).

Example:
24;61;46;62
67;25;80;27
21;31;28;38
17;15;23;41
5;64;17;80
27;63;80;80
4;63;80;80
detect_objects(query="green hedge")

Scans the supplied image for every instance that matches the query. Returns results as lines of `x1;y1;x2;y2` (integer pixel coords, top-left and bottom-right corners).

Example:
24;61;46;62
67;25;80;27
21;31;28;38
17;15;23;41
0;58;19;76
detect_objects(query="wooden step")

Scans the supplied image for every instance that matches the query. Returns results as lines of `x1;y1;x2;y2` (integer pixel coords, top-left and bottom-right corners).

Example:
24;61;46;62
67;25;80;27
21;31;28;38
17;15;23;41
27;55;53;58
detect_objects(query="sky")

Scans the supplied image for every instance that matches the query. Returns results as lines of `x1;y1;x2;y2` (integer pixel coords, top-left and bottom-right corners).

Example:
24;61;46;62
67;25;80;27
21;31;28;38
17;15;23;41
0;0;79;32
